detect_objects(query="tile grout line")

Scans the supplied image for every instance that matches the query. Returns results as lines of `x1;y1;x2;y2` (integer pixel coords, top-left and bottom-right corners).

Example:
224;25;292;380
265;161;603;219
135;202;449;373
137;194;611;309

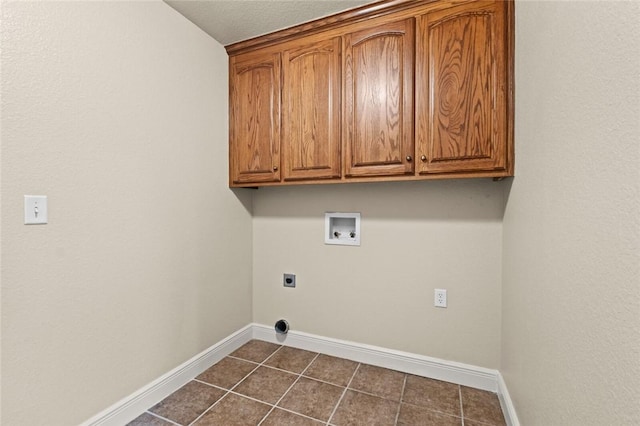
185;388;227;425
326;362;361;426
188;343;286;426
300;373;351;388
217;387;327;423
255;361;319;377
256;351;322;425
393;374;408;426
459;416;502;426
458;386;508;426
192;379;231;393
402;403;465;420
144;410;182;426
459;385;465;426
322;383;403;403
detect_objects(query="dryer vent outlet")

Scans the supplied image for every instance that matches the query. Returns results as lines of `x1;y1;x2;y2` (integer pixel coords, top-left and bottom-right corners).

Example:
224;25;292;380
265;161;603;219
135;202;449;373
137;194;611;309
275;319;289;335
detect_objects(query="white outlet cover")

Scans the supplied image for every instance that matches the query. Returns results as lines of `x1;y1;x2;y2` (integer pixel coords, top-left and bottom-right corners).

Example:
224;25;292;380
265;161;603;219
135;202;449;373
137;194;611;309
434;288;447;308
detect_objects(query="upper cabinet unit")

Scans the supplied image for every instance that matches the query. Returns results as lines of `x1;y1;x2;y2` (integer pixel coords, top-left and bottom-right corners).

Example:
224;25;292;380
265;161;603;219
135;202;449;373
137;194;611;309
226;0;514;187
344;18;415;178
282;36;342;181
416;1;509;174
229;51;281;185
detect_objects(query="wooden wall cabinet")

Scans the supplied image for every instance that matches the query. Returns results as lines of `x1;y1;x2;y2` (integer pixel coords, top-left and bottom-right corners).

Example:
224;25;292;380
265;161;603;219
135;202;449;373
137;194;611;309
344;18;415;178
227;0;514;187
229;51;281;184
282;37;341;181
416;1;509;174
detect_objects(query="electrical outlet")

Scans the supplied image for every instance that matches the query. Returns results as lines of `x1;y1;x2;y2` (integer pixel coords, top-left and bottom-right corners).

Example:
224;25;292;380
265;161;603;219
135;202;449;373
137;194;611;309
434;289;447;308
283;273;296;288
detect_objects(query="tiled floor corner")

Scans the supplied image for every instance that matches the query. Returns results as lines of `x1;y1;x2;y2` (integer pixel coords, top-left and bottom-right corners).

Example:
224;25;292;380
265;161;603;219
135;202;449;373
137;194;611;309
128;340;506;426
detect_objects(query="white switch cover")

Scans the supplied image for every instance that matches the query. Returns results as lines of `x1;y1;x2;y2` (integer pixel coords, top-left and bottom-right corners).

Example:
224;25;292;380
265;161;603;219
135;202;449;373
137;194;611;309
24;195;48;224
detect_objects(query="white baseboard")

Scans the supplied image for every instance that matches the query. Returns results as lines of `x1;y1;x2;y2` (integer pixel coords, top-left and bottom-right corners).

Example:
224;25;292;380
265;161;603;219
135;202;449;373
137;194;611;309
252;323;498;392
81;323;519;426
497;372;520;426
80;324;253;426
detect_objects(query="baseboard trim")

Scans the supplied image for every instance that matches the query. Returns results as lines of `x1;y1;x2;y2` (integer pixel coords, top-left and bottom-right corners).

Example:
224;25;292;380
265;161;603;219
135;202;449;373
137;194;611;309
252;323;498;392
497;372;521;426
80;324;253;426
81;323;520;426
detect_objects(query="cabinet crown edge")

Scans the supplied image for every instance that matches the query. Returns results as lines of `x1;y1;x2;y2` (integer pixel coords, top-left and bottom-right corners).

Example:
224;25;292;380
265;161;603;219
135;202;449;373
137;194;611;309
225;0;497;56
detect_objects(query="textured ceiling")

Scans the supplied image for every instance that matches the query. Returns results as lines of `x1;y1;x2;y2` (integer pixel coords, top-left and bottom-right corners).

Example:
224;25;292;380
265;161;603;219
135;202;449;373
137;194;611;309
164;0;375;46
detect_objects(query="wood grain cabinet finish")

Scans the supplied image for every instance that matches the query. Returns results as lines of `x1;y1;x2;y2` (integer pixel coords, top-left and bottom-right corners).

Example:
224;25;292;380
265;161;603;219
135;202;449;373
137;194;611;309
344;18;415;178
282;37;341;181
226;0;514;187
229;51;281;184
416;1;509;174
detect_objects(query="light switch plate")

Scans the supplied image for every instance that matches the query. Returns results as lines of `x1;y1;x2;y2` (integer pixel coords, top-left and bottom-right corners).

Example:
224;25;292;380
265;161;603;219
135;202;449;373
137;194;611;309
24;195;48;224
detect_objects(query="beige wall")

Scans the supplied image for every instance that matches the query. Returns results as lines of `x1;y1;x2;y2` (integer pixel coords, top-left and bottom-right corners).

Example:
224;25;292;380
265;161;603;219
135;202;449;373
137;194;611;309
253;180;505;368
502;1;640;424
0;2;253;425
4;1;640;425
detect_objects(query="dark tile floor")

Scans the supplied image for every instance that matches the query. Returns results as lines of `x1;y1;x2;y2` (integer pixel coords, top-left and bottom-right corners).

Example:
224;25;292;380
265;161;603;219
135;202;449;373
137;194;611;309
128;340;506;426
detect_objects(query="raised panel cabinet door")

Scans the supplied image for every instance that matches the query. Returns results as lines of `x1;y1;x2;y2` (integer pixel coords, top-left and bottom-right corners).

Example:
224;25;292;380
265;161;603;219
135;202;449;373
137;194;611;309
344;18;415;177
282;37;341;181
229;52;281;184
417;1;508;174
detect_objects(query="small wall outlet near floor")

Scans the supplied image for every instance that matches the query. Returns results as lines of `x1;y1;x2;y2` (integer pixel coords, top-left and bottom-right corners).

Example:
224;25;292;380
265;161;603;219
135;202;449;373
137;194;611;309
434;289;447;308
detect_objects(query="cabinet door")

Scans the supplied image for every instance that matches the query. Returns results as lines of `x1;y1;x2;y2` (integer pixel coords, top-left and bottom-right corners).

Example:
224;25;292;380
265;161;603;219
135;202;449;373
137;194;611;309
417;2;508;174
230;52;281;184
282;37;341;181
344;19;415;178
